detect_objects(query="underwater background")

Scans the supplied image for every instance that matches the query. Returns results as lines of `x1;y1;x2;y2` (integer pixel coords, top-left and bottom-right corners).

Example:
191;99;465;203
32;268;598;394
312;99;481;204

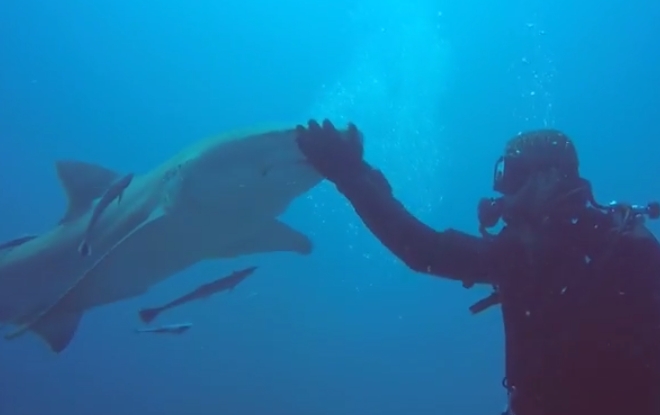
1;0;659;414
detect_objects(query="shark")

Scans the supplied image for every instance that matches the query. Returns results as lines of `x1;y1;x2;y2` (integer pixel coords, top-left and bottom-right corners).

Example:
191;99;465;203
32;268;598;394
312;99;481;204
0;124;328;353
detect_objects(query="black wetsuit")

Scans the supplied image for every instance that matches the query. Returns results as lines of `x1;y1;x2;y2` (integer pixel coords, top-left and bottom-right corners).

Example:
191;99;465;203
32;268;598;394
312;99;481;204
337;166;660;415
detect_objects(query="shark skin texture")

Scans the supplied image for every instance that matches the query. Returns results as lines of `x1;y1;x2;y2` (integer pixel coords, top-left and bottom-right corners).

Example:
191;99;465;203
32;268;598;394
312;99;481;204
0;124;333;353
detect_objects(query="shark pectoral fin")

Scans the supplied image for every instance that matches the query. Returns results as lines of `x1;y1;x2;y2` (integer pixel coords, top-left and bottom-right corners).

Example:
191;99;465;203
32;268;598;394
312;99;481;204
56;159;120;225
262;220;313;255
33;310;82;353
5;310;82;353
221;220;312;258
32;310;82;353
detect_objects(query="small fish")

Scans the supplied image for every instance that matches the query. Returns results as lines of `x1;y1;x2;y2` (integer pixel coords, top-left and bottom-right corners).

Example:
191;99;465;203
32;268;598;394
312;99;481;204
138;266;258;323
78;173;134;257
0;234;38;251
135;322;192;335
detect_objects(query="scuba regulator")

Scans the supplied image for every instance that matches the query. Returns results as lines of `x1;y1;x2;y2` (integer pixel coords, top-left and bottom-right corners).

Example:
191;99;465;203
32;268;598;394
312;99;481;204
464;137;660;314
478;197;660;237
469;129;660;315
478;148;660;236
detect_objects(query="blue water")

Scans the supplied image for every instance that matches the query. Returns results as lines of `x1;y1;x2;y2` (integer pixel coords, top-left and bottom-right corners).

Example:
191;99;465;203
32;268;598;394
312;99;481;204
1;0;658;414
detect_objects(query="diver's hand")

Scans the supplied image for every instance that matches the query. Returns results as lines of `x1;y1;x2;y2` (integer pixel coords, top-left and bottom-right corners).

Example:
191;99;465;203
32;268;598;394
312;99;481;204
295;119;367;184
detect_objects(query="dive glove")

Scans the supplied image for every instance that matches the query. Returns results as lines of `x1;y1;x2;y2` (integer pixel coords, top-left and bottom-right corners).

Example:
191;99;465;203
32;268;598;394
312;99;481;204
295;119;368;186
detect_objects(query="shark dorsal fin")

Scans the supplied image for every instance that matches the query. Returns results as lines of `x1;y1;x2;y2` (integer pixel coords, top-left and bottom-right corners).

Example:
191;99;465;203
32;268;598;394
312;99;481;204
55;160;120;225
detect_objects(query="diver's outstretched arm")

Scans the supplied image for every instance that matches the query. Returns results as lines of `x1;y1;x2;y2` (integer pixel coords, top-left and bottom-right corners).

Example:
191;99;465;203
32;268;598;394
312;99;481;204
294;119;495;286
337;166;495;286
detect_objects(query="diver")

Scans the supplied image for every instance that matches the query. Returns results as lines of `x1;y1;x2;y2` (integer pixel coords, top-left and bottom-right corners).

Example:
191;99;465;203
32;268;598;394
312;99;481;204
294;119;660;415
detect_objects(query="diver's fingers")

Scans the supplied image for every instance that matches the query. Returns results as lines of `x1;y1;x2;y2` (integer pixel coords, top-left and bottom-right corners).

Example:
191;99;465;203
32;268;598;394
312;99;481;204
307;119;322;132
321;119;335;132
347;122;359;138
346;123;364;152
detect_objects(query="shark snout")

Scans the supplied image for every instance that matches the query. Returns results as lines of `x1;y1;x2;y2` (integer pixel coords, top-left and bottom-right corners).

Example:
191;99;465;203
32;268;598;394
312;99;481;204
262;157;322;189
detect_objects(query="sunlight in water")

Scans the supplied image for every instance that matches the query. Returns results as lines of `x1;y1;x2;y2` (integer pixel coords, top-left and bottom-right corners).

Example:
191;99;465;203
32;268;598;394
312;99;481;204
307;0;453;223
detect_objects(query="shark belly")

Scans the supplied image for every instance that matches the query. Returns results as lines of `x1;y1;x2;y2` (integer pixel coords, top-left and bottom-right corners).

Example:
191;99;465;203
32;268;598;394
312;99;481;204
49;208;311;312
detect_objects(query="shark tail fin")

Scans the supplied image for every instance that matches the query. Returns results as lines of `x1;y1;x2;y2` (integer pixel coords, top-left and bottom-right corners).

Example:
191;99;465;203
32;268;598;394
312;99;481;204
138;308;160;324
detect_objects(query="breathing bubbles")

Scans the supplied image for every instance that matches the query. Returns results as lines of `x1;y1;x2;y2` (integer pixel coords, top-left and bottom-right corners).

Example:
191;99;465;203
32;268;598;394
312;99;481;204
513;11;556;128
307;0;452;234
